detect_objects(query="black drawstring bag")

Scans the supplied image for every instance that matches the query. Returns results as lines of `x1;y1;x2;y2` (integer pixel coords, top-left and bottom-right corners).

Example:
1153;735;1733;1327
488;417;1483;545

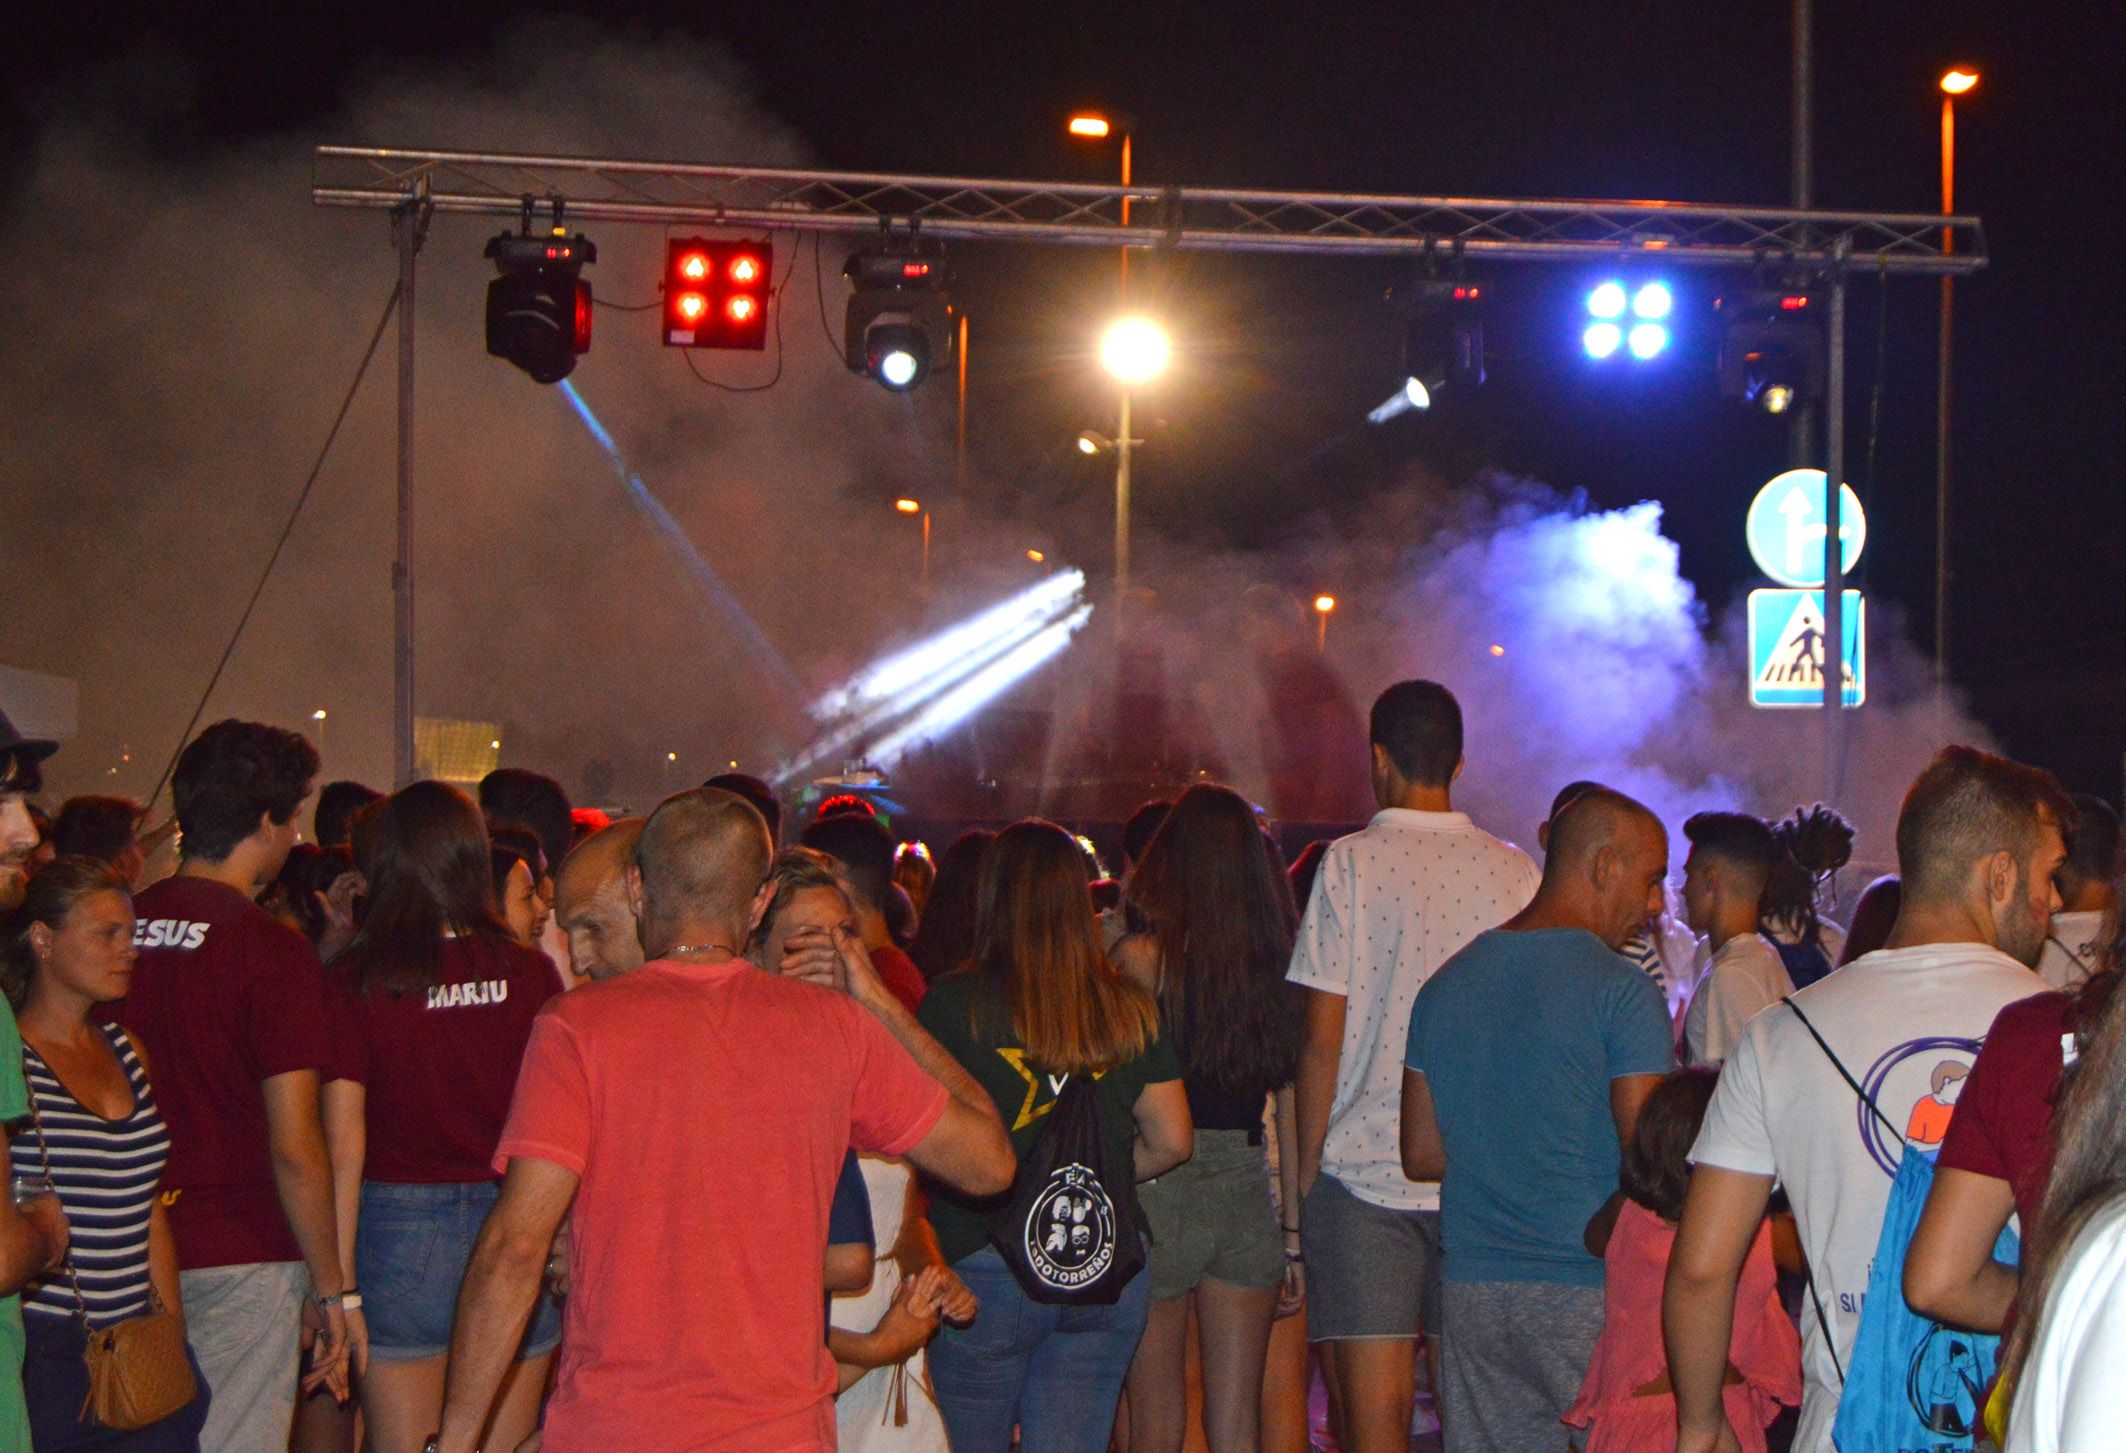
987;1074;1145;1304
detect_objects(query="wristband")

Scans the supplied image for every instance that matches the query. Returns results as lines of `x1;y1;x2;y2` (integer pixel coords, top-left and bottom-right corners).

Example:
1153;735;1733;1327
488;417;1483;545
340;1293;363;1312
1284;1249;1305;1263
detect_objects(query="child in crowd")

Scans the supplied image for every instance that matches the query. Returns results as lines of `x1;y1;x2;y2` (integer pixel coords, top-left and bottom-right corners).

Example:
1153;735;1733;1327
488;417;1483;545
1566;1068;1801;1452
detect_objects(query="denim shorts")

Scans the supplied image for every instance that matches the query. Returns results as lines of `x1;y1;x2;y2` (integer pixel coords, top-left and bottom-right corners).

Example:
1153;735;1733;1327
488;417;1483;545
357;1180;563;1362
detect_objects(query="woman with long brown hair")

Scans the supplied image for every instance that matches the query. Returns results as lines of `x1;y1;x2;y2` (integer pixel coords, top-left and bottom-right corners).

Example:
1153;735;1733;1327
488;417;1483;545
918;819;1193;1453
327;781;560;1453
1997;963;2126;1451
1117;784;1305;1453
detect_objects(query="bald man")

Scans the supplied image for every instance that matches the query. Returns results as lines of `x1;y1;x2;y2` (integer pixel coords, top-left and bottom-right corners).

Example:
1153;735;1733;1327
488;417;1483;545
553;818;646;983
434;788;1013;1453
1400;787;1675;1453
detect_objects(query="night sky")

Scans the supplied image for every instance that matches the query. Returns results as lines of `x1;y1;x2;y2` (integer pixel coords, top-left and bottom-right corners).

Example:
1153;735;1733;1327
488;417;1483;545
10;2;2123;797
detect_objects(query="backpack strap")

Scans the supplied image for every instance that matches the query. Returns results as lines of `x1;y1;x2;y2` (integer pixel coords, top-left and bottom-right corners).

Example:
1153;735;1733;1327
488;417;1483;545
1781;996;1900;1143
1780;995;1905;1391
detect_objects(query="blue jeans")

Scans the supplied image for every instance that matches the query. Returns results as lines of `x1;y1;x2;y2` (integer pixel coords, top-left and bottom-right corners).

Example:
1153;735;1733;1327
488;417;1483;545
928;1246;1151;1453
357;1182;562;1362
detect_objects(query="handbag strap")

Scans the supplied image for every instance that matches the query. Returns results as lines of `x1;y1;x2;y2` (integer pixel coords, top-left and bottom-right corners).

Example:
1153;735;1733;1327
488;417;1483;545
19;1045;95;1329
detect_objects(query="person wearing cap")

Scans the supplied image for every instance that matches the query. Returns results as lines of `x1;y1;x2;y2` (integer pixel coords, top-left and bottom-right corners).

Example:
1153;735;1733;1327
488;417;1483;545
0;710;75;1453
0;710;60;916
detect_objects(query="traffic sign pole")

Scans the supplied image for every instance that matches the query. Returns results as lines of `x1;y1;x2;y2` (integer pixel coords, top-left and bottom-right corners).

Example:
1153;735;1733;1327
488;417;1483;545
1821;240;1849;799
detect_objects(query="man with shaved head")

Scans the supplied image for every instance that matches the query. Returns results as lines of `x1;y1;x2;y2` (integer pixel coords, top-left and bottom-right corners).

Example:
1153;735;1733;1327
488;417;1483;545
1401;785;1676;1452
432;789;1013;1453
552;817;646;982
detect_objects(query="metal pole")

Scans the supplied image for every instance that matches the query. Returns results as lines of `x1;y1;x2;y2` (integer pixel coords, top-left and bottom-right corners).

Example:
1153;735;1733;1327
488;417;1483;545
1119;134;1132;297
921;510;932;591
1935;96;1955;705
1115;391;1132;607
392;197;422;788
1791;0;1813;209
956;312;969;491
1787;0;1814;470
1822;240;1849;800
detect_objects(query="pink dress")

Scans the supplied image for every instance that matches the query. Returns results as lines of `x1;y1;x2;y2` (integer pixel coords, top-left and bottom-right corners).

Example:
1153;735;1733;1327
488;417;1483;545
1564;1201;1802;1453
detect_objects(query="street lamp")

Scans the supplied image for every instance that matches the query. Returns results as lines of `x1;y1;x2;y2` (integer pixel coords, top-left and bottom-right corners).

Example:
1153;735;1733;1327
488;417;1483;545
1066;112;1133;292
1313;595;1336;655
1935;66;1977;701
895;497;931;589
311;708;327;760
1097;316;1171;602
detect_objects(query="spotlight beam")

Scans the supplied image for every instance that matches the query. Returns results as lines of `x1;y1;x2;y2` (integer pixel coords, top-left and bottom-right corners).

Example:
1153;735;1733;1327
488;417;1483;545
809;571;1086;720
866;606;1094;766
557;380;806;707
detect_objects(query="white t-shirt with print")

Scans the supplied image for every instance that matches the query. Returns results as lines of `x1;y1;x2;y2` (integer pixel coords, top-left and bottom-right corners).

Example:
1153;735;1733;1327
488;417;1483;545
1287;808;1539;1210
1681;932;1792;1066
2036;909;2106;992
2006;1194;2126;1453
1690;941;2046;1453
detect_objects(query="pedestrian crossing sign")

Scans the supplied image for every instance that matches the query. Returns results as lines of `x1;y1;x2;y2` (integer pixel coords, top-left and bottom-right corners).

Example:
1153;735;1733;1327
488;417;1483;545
1749;589;1864;708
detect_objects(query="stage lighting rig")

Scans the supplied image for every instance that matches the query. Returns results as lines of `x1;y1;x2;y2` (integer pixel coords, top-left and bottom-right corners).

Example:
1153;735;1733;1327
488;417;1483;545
1399;278;1486;394
1717;287;1823;414
484;200;596;385
844;249;953;391
663;238;772;350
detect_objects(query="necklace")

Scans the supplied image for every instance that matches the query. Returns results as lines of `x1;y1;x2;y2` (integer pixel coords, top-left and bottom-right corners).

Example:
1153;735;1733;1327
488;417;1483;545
665;943;737;960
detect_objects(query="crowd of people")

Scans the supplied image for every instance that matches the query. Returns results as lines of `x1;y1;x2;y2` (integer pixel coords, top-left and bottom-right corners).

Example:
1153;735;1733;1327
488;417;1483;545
0;679;2120;1453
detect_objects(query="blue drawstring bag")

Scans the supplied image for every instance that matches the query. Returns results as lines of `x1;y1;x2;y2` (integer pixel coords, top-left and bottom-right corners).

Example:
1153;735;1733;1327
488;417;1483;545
1830;1145;2018;1453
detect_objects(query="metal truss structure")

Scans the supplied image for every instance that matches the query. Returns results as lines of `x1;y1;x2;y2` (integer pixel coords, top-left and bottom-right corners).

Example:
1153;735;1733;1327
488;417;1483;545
313;144;1985;791
314;145;1984;275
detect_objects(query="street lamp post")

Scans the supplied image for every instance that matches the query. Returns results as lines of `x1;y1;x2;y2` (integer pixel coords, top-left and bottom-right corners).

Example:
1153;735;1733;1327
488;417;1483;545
1936;67;1977;705
895;497;930;588
1313;596;1336;655
311;708;328;763
1097;318;1171;605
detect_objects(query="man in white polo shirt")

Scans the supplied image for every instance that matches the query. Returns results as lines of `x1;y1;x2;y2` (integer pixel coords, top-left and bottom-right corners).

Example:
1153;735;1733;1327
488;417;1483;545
1665;746;2065;1453
1288;681;1539;1453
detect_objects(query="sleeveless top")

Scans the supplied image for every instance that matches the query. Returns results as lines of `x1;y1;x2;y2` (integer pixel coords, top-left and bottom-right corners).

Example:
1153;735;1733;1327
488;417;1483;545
10;1024;169;1326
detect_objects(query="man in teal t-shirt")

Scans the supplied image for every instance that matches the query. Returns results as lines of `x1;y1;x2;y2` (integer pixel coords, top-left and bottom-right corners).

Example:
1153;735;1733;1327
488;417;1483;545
1401;786;1676;1453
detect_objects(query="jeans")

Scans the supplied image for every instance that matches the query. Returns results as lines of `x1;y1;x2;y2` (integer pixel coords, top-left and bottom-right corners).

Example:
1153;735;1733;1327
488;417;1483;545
23;1313;209;1452
357;1181;562;1362
928;1246;1151;1453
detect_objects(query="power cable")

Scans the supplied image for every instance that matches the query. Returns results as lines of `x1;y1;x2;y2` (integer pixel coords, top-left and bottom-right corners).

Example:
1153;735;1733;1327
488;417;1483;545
679;234;792;393
144;281;402;814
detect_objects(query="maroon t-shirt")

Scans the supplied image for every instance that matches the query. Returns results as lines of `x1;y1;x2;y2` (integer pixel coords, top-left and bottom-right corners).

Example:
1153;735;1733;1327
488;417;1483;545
870;944;928;1015
1936;989;2073;1231
117;875;333;1270
330;937;558;1183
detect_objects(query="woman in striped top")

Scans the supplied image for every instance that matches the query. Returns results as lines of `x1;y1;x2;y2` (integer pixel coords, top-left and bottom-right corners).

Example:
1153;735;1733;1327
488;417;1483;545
2;857;205;1451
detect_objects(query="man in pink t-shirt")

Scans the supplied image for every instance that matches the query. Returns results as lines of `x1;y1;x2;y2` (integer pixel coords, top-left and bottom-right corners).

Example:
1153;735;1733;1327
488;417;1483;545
430;788;1014;1453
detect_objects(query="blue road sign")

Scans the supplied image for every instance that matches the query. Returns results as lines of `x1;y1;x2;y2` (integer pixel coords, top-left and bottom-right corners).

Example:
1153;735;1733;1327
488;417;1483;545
1745;470;1867;588
1749;589;1865;708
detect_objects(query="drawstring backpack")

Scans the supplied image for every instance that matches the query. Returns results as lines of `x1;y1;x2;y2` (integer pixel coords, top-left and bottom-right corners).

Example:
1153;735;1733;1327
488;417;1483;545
987;1074;1145;1304
1783;998;2015;1453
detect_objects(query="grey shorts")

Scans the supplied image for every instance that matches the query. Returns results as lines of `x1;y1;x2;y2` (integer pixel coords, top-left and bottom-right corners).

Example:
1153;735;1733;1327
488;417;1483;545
1141;1128;1286;1300
1300;1174;1442;1341
1438;1280;1605;1452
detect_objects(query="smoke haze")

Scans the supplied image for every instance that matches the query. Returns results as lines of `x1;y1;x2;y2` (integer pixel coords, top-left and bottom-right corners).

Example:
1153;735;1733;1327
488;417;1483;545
0;22;1987;882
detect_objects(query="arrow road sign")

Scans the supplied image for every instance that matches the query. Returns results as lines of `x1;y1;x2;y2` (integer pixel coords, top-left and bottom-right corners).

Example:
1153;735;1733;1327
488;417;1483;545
1746;469;1867;588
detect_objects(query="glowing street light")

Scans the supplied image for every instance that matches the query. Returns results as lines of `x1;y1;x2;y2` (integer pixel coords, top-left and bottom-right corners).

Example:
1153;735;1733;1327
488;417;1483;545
1099;317;1171;386
1077;430;1107;455
310;708;327;759
1067;114;1113;139
1026;549;1047;564
894;499;931;588
1940;67;1979;95
1314;594;1336;654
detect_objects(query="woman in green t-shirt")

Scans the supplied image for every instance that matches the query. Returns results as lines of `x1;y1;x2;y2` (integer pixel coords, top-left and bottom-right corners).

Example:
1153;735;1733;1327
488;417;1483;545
918;820;1192;1453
